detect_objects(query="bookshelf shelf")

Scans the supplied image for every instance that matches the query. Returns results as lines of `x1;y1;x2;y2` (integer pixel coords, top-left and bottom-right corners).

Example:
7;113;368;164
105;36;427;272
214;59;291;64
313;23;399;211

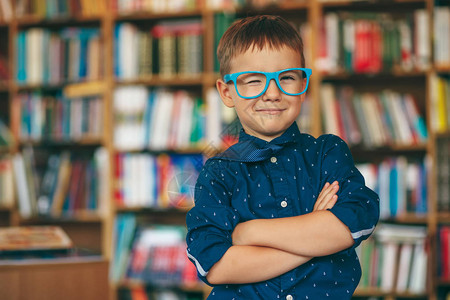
17;81;105;92
115;206;191;214
116;279;207;293
381;214;428;224
113;11;203;21
437;279;450;286
0;206;12;212
235;2;310;12
350;143;428;153
113;145;206;155
321;71;428;81
16;15;103;26
435;65;450;73
437;212;450;224
115;76;204;87
18;138;103;147
0;149;10;155
319;0;426;9
19;214;104;224
354;288;427;298
0;82;9;91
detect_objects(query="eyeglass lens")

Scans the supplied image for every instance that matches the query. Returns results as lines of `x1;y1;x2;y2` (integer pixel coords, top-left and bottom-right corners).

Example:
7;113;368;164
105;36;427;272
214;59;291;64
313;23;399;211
235;69;307;98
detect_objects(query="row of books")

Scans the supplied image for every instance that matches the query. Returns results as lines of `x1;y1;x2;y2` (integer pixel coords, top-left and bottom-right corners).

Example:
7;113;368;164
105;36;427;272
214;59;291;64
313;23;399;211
317;10;430;74
114;86;206;151
114;20;203;80
111;214;198;287
430;74;450;134
112;0;200;14
0;155;14;208
438;226;450;281
357;224;428;294
113;85;306;154
16;27;102;85
434;5;450;67
0;0;11;21
17;92;103;142
357;155;429;219
15;0;105;19
115;153;203;209
321;84;428;148
214;13;236;73
436;136;450;212
13;146;109;218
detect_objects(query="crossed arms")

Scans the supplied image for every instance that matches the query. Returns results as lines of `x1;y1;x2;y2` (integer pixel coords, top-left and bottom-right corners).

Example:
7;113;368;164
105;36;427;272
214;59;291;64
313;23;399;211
206;181;354;285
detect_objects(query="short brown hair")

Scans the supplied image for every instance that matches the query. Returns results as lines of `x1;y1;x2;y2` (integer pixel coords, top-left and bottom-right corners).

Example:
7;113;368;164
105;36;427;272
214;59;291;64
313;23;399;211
217;15;305;77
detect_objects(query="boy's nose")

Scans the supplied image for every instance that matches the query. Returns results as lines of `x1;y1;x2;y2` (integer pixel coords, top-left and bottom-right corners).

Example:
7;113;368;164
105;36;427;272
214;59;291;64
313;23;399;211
262;79;281;101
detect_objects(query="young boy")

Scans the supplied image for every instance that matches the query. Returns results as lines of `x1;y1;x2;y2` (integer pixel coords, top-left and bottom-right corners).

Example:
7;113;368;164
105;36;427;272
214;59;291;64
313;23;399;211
186;15;379;299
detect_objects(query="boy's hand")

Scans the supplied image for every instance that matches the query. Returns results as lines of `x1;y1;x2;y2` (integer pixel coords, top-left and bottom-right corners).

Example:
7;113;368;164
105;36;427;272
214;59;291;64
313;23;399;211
313;181;339;211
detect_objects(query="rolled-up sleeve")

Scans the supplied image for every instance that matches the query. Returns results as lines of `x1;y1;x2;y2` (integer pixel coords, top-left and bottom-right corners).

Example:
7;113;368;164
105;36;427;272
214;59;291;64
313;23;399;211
320;135;380;249
186;159;240;285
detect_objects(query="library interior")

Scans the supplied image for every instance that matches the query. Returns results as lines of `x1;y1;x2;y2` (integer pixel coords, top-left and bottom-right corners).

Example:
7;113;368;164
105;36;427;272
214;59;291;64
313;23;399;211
0;0;449;299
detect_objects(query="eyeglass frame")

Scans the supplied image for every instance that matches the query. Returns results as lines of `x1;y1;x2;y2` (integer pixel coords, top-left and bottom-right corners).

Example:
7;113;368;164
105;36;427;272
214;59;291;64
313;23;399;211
223;67;312;100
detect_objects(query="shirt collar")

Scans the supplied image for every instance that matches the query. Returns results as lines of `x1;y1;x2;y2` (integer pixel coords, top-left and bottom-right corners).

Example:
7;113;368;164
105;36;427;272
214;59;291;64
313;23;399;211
215;122;301;162
238;121;301;147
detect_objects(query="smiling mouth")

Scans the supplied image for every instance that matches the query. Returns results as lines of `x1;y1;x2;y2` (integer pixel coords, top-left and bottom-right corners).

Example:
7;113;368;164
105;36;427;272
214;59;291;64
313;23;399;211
255;108;286;115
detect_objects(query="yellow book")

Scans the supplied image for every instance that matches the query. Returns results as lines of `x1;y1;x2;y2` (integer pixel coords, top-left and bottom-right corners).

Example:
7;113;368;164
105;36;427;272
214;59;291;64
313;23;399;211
437;77;448;133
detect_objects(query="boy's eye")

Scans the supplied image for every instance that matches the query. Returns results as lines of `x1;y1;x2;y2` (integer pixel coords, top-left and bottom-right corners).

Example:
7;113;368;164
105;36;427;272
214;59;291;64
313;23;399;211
280;75;295;81
245;79;262;85
237;73;265;86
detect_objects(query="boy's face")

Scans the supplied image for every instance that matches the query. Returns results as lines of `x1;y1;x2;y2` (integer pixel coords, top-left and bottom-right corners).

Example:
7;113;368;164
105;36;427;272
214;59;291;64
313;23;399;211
216;46;306;142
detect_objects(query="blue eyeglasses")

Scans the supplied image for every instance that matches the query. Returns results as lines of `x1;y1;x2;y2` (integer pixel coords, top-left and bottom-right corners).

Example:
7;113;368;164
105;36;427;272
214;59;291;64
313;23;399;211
224;68;312;99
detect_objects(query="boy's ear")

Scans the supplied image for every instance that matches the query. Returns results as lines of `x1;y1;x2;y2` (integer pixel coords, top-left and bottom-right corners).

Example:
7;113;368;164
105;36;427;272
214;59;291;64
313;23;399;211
216;79;235;108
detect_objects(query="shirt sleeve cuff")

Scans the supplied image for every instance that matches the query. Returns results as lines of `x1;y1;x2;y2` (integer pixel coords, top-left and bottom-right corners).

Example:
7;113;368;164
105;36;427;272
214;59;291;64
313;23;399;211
186;239;232;286
328;205;376;250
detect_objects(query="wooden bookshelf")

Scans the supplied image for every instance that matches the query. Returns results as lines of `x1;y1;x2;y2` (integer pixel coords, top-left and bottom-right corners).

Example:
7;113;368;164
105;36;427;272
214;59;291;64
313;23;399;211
1;0;449;299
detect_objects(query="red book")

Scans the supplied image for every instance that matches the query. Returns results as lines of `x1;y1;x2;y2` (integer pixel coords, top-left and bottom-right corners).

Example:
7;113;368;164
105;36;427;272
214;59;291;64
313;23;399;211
114;154;124;206
354;20;371;73
131;286;148;300
440;227;450;280
156;154;171;208
370;21;383;73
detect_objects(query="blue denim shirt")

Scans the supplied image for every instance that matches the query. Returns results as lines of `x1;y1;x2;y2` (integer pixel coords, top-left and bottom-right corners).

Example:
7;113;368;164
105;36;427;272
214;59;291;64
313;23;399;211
186;122;380;299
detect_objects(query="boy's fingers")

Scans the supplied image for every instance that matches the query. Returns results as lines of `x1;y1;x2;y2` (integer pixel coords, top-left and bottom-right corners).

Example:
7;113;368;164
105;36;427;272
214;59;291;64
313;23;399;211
315;182;339;211
317;183;330;199
318;182;339;202
317;194;338;210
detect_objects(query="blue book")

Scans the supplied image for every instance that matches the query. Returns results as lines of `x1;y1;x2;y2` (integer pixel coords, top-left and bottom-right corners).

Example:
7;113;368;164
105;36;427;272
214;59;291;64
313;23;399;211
78;29;88;79
16;31;27;83
389;159;398;217
143;90;155;147
417;161;428;214
62;97;71;140
114;24;121;78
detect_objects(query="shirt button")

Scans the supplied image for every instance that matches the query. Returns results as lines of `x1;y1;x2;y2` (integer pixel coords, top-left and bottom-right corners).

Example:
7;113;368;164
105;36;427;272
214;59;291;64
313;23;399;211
281;201;288;208
270;157;277;163
286;295;293;300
